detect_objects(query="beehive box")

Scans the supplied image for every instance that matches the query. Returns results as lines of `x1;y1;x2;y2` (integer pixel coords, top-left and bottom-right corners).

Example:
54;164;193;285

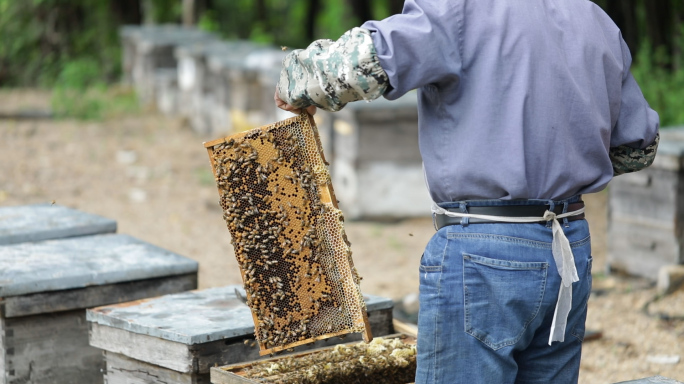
88;285;394;384
329;93;432;219
210;334;416;384
154;68;179;115
204;113;371;355
608;126;684;279
205;42;264;135
131;27;216;106
174;40;237;133
0;213;198;384
223;47;284;132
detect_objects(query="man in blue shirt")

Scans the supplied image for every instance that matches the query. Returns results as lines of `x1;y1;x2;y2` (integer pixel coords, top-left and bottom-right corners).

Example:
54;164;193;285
275;1;659;383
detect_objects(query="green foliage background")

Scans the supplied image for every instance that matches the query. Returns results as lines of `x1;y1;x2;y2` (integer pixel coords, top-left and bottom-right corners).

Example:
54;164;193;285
0;0;683;125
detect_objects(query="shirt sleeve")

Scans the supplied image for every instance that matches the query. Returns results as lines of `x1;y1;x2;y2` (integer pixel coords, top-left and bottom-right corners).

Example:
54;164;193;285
276;27;389;112
609;36;660;175
361;0;462;100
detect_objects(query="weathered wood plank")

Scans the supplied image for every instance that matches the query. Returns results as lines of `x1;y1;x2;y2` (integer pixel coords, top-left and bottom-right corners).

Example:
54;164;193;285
0;318;5;384
0;233;198;297
608;220;682;279
90;323;193;373
2;310;104;384
2;273;197;318
104;352;206;384
609;167;679;223
0;204;116;245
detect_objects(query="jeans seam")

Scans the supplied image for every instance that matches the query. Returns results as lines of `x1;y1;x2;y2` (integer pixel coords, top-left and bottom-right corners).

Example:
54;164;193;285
448;233;591;249
570;257;593;342
432;237;447;383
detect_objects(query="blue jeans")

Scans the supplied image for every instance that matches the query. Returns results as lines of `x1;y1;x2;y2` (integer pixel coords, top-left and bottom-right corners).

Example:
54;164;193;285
416;198;592;384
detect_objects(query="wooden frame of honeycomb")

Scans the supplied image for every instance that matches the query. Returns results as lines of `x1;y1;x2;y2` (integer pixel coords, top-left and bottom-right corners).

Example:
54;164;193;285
204;113;372;356
211;334;417;384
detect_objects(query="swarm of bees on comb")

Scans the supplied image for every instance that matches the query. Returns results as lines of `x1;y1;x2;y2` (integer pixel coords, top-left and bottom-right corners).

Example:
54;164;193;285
204;113;371;356
240;337;417;384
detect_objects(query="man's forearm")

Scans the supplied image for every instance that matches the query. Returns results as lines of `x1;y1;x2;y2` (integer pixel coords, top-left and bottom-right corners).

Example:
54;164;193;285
276;27;389;112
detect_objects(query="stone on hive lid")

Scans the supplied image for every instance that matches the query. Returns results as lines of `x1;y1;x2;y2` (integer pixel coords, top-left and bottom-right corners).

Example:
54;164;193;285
0;203;116;246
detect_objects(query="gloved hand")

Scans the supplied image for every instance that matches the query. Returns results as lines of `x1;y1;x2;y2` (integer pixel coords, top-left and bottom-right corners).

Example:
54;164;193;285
274;89;317;115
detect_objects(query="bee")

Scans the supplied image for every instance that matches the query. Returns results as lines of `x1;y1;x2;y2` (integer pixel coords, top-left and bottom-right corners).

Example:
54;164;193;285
281;46;288;51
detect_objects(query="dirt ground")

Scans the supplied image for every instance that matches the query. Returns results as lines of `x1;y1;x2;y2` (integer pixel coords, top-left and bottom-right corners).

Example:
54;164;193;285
1;89;683;383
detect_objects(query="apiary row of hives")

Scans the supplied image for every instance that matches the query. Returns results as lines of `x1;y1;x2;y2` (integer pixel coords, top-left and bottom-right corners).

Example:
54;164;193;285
120;24;433;220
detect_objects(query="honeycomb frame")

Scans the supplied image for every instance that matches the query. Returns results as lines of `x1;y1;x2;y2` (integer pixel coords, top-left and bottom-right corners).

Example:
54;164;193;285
204;113;372;355
213;335;418;384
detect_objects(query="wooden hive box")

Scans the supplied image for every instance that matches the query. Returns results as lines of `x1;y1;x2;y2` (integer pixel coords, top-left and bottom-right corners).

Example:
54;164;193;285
223;47;282;132
608;126;684;279
154;68;179;116
205;43;264;135
87;285;394;384
0;205;198;384
330;93;432;219
210;334;416;384
132;28;216;106
174;40;237;133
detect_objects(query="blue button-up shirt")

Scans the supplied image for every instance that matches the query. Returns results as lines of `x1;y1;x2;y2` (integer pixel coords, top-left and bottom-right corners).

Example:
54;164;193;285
362;0;659;202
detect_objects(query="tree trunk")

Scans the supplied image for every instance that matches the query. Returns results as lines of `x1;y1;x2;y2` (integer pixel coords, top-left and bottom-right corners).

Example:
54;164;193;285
183;0;195;26
305;0;321;41
603;0;639;56
644;0;673;58
110;0;142;25
349;0;372;23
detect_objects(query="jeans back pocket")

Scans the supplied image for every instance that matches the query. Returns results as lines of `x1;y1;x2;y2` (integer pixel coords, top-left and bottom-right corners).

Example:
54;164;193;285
463;253;548;350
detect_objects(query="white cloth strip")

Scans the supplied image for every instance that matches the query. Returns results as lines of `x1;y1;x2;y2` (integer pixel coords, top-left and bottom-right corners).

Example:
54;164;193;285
431;203;584;345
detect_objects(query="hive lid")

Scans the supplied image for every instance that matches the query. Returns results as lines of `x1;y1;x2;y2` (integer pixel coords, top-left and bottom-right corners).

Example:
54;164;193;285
86;285;392;345
0;234;198;297
0;203;117;246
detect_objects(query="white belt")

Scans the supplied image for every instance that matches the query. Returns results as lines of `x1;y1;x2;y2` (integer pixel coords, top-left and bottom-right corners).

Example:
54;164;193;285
431;202;584;345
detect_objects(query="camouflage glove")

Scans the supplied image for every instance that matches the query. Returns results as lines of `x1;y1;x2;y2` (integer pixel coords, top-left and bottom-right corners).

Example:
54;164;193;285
276;27;390;112
610;133;659;176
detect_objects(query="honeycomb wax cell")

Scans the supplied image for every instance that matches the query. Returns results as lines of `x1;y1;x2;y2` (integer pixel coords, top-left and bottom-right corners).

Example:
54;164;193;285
204;113;370;355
